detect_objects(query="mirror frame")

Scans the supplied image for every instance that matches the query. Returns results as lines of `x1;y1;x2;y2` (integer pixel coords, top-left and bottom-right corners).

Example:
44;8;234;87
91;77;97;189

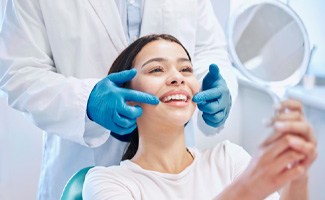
227;0;311;88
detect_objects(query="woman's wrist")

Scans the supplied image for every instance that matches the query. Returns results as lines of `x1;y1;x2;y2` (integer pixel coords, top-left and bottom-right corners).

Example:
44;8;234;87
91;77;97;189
280;173;309;200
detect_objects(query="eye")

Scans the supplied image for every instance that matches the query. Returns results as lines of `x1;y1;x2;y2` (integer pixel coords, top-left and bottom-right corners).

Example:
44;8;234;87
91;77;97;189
180;66;193;73
148;66;164;73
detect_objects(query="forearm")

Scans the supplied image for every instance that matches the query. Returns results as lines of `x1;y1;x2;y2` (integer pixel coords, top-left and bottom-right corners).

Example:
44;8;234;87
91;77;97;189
280;175;309;200
213;178;262;200
0;0;108;146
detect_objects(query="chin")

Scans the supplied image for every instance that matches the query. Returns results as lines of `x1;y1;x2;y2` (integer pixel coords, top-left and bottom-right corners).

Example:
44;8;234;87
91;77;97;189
163;110;193;125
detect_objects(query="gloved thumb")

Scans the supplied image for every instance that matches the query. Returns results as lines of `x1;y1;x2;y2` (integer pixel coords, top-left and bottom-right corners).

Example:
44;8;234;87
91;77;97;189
205;64;221;81
202;64;221;90
108;69;137;86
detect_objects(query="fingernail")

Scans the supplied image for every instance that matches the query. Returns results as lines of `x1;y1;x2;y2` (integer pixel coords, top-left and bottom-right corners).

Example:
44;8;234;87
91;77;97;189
289;137;301;147
274;122;285;130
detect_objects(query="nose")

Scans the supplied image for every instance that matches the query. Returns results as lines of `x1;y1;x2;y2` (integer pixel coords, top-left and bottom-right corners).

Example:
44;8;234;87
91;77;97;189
166;71;185;86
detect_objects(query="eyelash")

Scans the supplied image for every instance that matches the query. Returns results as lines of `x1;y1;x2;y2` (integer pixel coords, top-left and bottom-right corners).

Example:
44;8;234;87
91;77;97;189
148;66;193;73
181;66;193;73
148;66;164;73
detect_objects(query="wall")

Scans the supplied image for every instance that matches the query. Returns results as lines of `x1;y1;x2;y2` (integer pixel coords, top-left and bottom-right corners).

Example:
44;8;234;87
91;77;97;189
0;93;42;200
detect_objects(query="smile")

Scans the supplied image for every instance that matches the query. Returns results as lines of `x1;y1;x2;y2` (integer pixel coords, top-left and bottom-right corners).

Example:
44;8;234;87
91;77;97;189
161;94;188;103
159;90;191;107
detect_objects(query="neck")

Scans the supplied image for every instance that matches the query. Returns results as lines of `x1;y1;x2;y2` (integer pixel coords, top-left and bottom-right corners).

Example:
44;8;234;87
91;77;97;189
131;121;193;174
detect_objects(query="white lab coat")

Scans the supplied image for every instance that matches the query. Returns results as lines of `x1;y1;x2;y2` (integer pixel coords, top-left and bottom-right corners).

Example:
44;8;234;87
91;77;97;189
0;0;237;199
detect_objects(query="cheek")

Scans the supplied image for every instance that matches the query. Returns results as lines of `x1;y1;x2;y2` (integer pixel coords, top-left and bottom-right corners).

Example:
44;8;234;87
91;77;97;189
191;78;201;94
131;76;161;95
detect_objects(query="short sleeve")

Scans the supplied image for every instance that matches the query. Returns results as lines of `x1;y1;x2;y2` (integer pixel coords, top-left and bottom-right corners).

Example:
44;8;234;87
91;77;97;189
83;167;135;200
222;140;252;180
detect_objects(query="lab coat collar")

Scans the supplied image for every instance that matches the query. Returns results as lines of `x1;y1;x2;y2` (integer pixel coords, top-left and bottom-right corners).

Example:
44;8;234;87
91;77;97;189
88;0;128;52
88;0;174;49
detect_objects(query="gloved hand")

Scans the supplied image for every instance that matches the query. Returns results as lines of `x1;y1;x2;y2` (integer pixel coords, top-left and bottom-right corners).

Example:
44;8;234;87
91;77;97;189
87;69;159;135
192;64;232;128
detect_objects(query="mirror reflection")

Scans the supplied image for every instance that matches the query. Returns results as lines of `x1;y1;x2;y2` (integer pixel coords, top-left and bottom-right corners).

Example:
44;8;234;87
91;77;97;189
233;3;305;82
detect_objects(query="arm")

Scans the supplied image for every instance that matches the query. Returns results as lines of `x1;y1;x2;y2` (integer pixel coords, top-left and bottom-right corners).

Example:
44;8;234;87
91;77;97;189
193;0;238;135
268;100;317;200
0;0;106;146
216;100;317;200
280;175;309;200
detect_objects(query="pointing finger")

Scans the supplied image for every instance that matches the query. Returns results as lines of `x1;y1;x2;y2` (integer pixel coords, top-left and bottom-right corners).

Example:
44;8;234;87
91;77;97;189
108;69;137;86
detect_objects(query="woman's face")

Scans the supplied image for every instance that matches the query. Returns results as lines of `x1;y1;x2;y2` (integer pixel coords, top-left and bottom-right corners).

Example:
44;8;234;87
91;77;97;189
131;40;200;127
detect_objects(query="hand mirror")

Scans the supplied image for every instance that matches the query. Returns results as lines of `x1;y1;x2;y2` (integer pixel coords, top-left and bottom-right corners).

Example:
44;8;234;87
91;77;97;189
227;0;311;104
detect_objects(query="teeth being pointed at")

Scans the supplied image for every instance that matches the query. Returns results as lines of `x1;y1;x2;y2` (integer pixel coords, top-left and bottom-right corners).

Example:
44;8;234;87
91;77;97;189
162;94;188;102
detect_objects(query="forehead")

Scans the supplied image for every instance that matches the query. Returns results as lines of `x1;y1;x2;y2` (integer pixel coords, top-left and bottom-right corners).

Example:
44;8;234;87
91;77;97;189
133;40;188;64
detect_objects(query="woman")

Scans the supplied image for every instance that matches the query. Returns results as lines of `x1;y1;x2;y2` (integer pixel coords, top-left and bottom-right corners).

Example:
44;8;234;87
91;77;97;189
83;34;317;199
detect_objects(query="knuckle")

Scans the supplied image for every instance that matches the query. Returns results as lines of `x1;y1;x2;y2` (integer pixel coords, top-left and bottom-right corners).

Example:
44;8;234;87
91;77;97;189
283;135;292;146
294;112;302;120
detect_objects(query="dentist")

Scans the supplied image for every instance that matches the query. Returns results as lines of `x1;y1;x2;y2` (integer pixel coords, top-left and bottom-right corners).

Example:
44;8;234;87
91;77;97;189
0;0;237;199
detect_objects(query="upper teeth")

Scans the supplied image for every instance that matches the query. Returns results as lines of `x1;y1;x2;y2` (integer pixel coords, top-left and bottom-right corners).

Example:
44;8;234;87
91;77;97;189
162;94;187;102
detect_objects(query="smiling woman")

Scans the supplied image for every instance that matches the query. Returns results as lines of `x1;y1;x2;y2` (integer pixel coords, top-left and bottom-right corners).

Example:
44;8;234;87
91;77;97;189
82;34;317;200
107;34;199;161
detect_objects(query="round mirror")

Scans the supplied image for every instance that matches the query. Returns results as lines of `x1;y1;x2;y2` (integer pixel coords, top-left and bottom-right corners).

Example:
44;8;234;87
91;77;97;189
227;0;311;101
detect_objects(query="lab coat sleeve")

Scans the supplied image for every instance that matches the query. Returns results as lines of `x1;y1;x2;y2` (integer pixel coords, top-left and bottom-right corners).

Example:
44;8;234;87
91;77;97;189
0;1;109;147
193;0;238;136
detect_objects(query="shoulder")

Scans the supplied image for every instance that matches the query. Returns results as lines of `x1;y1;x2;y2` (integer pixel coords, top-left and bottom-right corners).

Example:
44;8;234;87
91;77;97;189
85;165;133;184
83;165;137;199
200;140;252;178
202;140;251;160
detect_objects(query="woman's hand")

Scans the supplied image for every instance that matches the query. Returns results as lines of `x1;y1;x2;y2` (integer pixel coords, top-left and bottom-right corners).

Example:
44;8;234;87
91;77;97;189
233;99;317;200
263;99;317;172
264;100;318;200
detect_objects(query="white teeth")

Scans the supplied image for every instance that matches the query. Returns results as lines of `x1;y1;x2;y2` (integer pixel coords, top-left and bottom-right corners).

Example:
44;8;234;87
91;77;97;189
162;94;187;102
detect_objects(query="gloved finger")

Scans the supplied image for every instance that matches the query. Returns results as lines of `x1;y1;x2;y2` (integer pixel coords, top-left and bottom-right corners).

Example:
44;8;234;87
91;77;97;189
107;69;137;86
192;88;222;103
202;110;226;124
204;114;227;128
202;114;220;128
197;98;227;114
204;64;221;84
124;89;159;105
118;103;143;120
112;111;137;129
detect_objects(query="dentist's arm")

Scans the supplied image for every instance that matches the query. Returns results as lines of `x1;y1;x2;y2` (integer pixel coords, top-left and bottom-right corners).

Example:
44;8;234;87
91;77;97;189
0;1;105;147
193;0;237;135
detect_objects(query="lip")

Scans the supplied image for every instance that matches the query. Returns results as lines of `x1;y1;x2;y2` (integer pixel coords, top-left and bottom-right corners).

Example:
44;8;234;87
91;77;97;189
159;89;192;106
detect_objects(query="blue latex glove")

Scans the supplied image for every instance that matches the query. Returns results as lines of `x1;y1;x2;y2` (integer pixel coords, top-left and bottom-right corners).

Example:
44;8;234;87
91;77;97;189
192;64;232;128
87;69;159;135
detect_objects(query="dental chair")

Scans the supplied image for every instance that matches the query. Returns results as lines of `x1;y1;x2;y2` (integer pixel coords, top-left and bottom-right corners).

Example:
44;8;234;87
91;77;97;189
61;166;94;200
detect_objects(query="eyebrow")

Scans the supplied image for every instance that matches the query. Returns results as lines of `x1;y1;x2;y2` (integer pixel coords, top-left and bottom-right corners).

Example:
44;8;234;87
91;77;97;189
141;57;191;68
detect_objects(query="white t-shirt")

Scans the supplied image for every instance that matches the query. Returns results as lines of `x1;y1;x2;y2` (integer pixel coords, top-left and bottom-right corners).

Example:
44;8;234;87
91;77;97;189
83;140;279;200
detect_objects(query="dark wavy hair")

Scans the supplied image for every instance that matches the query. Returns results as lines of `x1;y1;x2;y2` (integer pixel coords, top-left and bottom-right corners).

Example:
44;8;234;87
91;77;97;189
108;34;191;161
